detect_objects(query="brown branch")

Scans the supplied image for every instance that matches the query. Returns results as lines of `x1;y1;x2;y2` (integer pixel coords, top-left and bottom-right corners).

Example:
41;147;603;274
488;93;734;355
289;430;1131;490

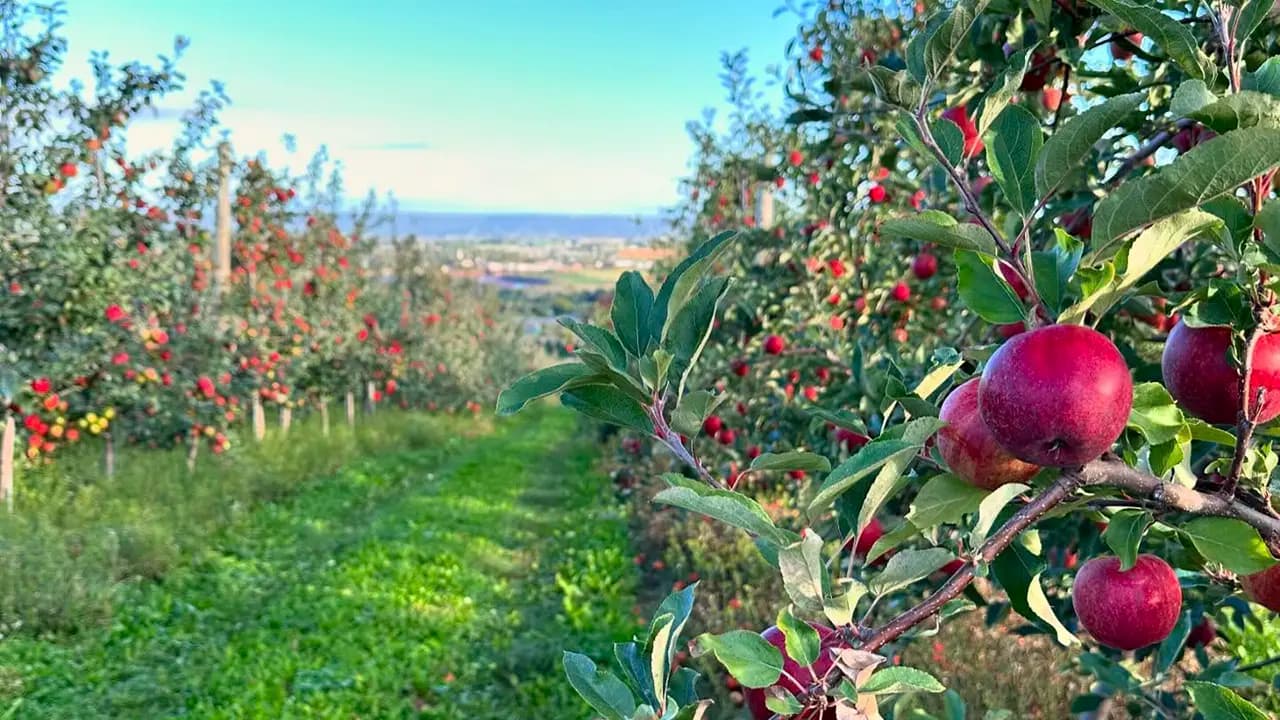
1224;328;1265;497
1105;119;1194;187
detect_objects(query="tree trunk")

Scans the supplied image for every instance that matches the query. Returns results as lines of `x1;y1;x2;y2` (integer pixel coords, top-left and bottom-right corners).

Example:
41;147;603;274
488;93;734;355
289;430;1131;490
104;432;115;479
280;406;292;434
345;391;356;428
320;400;331;437
252;394;266;442
214;141;233;295
1;414;14;513
186;432;200;473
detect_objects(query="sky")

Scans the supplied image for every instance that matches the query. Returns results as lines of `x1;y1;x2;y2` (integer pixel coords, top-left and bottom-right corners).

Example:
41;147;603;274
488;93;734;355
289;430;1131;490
57;1;800;215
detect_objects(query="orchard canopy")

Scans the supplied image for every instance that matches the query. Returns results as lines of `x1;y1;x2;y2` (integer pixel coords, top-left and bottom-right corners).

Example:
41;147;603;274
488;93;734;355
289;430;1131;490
500;0;1280;718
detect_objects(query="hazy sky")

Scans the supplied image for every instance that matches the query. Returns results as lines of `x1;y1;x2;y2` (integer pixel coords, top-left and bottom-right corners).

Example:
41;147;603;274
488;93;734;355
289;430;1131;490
58;1;799;214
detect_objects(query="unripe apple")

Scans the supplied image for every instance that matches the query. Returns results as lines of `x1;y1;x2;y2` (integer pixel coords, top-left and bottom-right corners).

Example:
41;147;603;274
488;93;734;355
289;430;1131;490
1242;563;1280;612
912;252;938;280
979;324;1133;466
1161;321;1280;425
938;378;1040;490
743;624;838;720
764;334;786;355
1072;554;1182;650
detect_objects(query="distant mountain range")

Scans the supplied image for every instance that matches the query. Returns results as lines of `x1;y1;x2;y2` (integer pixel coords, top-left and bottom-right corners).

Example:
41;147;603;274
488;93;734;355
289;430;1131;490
345;211;671;242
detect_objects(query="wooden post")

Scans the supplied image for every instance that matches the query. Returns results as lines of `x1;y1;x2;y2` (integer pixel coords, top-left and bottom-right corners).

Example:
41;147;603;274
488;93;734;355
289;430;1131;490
214;141;233;295
345;391;356;428
1;414;14;513
365;380;376;414
756;186;775;230
320;400;331;437
252;394;266;442
186;432;200;473
280;406;292;434
104;432;115;479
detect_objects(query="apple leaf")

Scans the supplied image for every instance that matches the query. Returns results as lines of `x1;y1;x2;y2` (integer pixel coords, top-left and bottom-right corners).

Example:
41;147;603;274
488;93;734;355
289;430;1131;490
563;652;638;720
976;46;1035;138
778;529;828;614
880;210;999;256
764;688;804;715
670;390;726;437
612;270;656;357
985;105;1042;217
1181;517;1278;575
1102;510;1153;571
809;439;919;515
859;666;946;695
1154;612;1192;674
652;231;737;341
868;548;955;596
1188;91;1280;134
855;417;947;541
969;483;1030;548
906;473;989;530
1084;0;1215;80
1036;92;1144;198
751;451;832;473
693;631;784;689
496;363;598;416
664;276;731;399
991;540;1078;646
1185;681;1269;720
561;384;655;434
776;606;821;668
954;250;1025;323
655;474;799;547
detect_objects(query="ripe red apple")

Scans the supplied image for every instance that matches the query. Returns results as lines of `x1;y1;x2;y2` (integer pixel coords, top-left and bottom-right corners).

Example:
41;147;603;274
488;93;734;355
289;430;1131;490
979;324;1133;466
1161;321;1280;425
789;149;804;167
930;296;947;312
836;427;869;451
732;359;750;377
1062;207;1093;239
716;428;737;445
743;624;838;720
996;261;1030;300
703;415;723;435
868;184;887;203
808;45;824;63
912;252;938;280
892;282;911;302
1019;49;1056;91
1187;616;1217;647
850;517;885;559
938;378;1040;490
941;105;983;158
764;335;786;355
1041;86;1064;112
1242;563;1280;612
1072;554;1182;650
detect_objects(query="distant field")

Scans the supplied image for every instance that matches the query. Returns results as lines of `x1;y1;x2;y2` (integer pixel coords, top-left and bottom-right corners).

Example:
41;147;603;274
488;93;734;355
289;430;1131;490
524;267;626;292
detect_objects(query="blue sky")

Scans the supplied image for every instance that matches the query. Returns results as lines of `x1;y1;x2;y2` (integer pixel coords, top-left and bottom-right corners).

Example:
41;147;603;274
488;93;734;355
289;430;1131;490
59;1;799;214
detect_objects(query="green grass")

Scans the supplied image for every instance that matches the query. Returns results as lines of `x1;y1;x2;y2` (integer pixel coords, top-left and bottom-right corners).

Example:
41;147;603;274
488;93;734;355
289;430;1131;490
0;406;638;719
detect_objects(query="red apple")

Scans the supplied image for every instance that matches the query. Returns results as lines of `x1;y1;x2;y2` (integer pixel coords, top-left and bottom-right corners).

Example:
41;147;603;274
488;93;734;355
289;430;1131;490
941;105;983;158
892;282;911;302
703;415;723;435
938;378;1040;490
979;324;1133;466
869;184;887;203
1187;616;1217;647
1242;563;1280;612
764;335;786;355
1072;554;1182;650
1162;321;1280;425
1110;31;1143;60
912;252;938;280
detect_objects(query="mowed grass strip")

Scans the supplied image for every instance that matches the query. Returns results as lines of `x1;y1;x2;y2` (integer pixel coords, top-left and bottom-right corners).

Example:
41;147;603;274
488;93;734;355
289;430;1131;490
0;406;638;719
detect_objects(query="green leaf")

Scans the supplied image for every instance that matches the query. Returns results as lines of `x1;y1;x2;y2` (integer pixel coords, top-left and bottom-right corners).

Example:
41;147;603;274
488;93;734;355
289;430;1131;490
1036;93;1144;197
933;117;966;166
1244;57;1280;97
1256;198;1280;260
496;363;597;415
559;317;630;373
776;606;821;668
969;483;1030;548
809;439;919;514
764;688;804;715
977;46;1036;138
991;541;1078;646
1187;418;1237;447
563;652;638;720
859;666;946;694
1171;79;1218;118
612;271;656;357
693;631;784;689
1128;382;1187;447
655;474;799;547
869;548;955;596
954;250;1025;323
562;384;655;433
646;583;697;704
906;473;989;530
1188;91;1280;134
1085;0;1215;80
880;210;999;256
614;643;658;708
1064;210;1225;323
864;66;923;108
577;351;651;405
664;276;731;398
670;390;726;437
1154;612;1192;674
750;451;833;473
1092;128;1280;248
855;418;946;538
1185;681;1269;720
1103;510;1153;571
1031;250;1070;313
985;105;1043;217
668;667;701;708
779;529;829;613
1181;517;1278;575
652;231;737;341
823;577;868;627
920;0;993;83
1231;0;1272;44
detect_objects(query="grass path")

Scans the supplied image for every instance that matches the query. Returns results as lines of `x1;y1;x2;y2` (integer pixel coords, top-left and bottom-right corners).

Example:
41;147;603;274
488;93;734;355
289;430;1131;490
0;407;637;719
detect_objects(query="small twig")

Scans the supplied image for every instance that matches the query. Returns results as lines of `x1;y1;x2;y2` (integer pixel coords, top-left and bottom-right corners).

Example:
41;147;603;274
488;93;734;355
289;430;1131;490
1223;330;1265;498
1105;119;1195;187
1238;653;1280;673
